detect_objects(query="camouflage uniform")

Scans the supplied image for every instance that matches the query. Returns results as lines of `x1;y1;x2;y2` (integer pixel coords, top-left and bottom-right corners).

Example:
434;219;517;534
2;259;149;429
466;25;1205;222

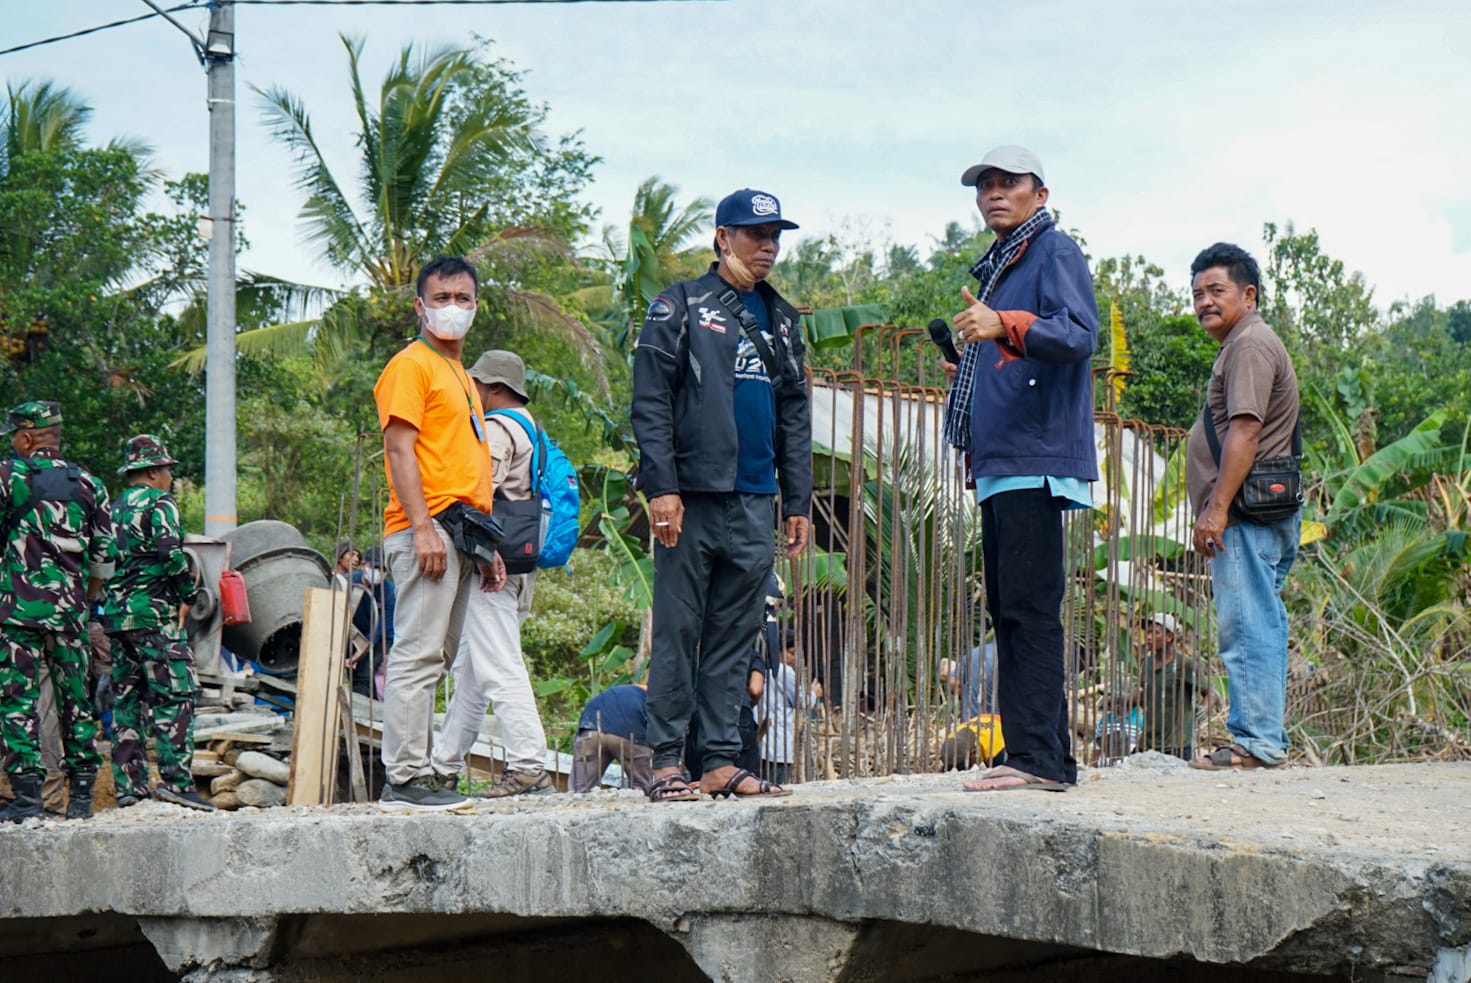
100;435;201;799
0;403;115;783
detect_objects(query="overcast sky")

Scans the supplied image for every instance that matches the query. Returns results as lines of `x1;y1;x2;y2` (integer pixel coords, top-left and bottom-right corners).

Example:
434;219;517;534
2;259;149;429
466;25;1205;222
6;0;1470;312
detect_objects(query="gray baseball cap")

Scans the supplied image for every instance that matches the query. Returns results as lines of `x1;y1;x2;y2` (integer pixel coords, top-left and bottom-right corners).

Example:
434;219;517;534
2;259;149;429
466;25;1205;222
467;350;529;403
961;145;1046;187
1145;612;1181;635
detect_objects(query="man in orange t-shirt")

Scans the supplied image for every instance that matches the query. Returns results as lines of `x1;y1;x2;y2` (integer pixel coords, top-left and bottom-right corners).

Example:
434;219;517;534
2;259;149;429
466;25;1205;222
373;255;502;812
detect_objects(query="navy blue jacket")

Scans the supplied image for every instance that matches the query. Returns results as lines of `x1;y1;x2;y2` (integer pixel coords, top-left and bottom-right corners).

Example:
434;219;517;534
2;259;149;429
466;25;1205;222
631;267;813;518
968;224;1099;481
578;684;649;743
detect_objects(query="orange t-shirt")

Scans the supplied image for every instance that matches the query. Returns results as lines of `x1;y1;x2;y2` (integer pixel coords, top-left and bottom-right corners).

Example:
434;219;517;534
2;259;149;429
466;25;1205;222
374;339;494;535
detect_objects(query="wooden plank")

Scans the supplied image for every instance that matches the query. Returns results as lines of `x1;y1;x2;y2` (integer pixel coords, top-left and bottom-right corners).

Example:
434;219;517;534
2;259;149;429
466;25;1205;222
338;682;367;803
203;731;276;745
286;586;350;806
194;719;284;742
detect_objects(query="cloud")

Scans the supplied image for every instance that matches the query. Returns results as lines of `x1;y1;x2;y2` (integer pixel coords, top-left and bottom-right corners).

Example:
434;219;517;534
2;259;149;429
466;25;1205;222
6;0;1468;308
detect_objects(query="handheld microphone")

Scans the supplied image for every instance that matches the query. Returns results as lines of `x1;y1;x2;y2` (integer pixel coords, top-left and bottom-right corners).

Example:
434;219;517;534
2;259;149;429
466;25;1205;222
928;318;961;364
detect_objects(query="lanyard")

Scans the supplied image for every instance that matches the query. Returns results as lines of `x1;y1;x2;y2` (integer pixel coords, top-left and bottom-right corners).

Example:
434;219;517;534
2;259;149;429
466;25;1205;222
416;336;486;444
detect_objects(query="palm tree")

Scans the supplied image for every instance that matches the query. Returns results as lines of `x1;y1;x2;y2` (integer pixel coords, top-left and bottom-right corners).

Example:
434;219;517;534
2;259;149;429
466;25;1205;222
2;80;90;174
259;36;543;289
3;79;153;182
179;36;602;382
569;177;712;351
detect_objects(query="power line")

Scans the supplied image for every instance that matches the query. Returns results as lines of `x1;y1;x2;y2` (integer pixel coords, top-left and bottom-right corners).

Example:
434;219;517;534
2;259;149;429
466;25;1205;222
0;5;206;58
229;0;722;4
0;0;721;58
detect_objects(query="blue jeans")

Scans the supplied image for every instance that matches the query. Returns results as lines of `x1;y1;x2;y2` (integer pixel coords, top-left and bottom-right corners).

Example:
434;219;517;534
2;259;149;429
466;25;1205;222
1210;513;1300;765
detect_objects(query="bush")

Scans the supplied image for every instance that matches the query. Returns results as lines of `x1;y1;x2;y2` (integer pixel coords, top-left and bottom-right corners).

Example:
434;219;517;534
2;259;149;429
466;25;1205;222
522;548;643;747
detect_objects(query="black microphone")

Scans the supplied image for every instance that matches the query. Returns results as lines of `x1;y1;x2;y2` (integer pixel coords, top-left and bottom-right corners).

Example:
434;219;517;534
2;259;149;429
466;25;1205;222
928;318;961;364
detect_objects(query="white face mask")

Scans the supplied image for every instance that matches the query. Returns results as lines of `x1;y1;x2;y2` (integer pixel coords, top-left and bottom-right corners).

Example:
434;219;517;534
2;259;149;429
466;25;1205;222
422;302;475;340
362;566;383;586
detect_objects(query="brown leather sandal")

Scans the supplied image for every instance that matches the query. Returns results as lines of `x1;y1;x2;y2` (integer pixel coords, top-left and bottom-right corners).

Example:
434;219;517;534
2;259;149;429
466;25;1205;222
645;774;700;802
707;768;792;799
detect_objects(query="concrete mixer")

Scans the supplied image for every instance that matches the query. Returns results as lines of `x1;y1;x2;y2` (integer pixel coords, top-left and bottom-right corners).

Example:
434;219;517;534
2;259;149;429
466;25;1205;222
184;520;332;675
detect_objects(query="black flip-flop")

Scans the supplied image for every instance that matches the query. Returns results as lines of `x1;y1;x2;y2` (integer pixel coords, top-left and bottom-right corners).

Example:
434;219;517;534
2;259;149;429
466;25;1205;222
962;765;1068;792
1189;744;1276;771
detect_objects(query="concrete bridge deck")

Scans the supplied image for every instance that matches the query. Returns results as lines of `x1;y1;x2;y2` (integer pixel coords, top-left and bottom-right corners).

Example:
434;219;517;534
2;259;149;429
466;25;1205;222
2;756;1469;982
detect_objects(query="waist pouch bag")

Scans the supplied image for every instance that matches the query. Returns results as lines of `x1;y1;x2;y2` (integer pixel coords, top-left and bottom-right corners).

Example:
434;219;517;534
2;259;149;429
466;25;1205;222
491;496;542;575
434;501;504;566
1200;403;1303;524
1232;456;1304;522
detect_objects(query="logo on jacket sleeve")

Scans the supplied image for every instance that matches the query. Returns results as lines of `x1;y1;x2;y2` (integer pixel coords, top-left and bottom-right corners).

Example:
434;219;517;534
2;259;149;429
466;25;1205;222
697;307;727;333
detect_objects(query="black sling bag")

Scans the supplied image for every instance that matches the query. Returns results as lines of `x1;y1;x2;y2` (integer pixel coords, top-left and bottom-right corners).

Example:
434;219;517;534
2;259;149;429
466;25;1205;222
1200;402;1303;524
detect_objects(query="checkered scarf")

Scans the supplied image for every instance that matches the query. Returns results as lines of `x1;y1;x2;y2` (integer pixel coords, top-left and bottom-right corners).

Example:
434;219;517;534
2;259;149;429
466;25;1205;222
942;207;1055;450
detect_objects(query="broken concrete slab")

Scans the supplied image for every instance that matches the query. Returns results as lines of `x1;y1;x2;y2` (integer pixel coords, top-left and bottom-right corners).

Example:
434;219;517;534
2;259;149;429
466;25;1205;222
0;761;1467;980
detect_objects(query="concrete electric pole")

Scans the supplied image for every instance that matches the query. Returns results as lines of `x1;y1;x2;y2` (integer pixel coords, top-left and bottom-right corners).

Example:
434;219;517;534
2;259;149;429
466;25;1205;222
143;0;238;535
203;3;238;535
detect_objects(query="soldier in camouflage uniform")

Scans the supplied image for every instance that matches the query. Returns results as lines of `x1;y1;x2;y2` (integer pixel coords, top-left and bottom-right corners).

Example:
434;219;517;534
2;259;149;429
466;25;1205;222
0;401;115;822
100;435;214;812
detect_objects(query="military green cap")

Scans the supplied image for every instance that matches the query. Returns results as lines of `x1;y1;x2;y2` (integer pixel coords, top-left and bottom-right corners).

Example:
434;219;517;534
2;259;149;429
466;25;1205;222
118;433;179;474
0;400;63;435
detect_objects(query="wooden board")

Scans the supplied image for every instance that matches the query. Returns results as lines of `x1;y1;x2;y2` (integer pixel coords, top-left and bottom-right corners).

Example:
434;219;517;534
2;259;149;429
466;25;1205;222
338;682;367;803
203;731;276;746
286;586;350;806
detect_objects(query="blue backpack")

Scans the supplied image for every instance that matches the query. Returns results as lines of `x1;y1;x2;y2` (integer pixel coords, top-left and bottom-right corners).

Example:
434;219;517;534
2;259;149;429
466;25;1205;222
485;410;580;570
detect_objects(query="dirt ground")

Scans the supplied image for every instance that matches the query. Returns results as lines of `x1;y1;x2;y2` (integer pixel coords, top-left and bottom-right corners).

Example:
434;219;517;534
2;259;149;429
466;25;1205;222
0;743;156;813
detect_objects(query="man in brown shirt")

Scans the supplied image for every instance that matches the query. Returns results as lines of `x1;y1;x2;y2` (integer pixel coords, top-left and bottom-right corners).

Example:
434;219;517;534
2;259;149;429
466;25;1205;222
1185;243;1300;771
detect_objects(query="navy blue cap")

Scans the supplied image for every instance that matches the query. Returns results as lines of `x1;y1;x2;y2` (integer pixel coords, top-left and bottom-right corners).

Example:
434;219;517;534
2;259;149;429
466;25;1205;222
715;188;799;230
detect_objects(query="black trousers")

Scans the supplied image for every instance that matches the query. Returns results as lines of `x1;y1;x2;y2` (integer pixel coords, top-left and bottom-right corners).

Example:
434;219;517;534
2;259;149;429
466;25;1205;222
684;704;761;779
981;487;1077;784
646;492;775;771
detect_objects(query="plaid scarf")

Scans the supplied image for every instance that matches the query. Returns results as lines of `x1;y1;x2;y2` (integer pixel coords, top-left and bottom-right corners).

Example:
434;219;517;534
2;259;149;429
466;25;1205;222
942;207;1055;450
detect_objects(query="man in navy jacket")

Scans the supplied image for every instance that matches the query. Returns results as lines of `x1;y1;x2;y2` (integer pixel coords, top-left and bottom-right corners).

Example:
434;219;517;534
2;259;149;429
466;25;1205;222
631;189;812;802
942;146;1099;791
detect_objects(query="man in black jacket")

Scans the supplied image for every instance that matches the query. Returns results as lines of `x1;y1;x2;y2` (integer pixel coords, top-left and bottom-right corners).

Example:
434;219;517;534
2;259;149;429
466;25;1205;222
631;188;812;801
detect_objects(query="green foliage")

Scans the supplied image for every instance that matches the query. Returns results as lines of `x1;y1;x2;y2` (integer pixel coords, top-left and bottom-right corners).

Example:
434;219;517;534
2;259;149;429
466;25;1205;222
1092;254;1188;340
256;34;594;289
3;79;91;172
1263;221;1380;378
1322;411;1454;526
0;133;219;490
1113;314;1217;429
589;177;713;354
1360;296;1471;445
519;549;643;748
221;33;602;377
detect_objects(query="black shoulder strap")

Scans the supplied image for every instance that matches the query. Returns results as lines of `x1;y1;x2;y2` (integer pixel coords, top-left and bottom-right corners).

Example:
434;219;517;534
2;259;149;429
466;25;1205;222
0;461;84;546
1200;401;1302;464
712;283;785;390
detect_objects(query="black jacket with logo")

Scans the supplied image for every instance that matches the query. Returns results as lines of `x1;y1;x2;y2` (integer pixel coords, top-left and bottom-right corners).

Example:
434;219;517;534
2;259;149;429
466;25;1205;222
631;266;812;518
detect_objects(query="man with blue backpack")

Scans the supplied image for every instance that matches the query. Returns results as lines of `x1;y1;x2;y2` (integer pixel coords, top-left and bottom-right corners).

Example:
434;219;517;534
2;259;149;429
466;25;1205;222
430;350;571;797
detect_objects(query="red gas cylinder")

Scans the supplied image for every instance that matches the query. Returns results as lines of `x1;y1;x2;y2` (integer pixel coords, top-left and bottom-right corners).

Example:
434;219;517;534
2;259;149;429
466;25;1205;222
218;570;252;625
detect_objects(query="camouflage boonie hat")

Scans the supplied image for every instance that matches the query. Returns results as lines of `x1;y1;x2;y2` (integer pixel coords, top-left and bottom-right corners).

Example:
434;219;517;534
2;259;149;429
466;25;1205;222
118;433;179;474
0;400;63;435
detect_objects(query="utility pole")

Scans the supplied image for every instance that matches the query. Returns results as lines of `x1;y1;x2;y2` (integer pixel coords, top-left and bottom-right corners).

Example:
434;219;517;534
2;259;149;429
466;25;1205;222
203;2;238;535
142;1;238;535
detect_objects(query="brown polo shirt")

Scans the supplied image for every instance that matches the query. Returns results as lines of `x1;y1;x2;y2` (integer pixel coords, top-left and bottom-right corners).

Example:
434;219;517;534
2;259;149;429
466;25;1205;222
1186;311;1300;516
